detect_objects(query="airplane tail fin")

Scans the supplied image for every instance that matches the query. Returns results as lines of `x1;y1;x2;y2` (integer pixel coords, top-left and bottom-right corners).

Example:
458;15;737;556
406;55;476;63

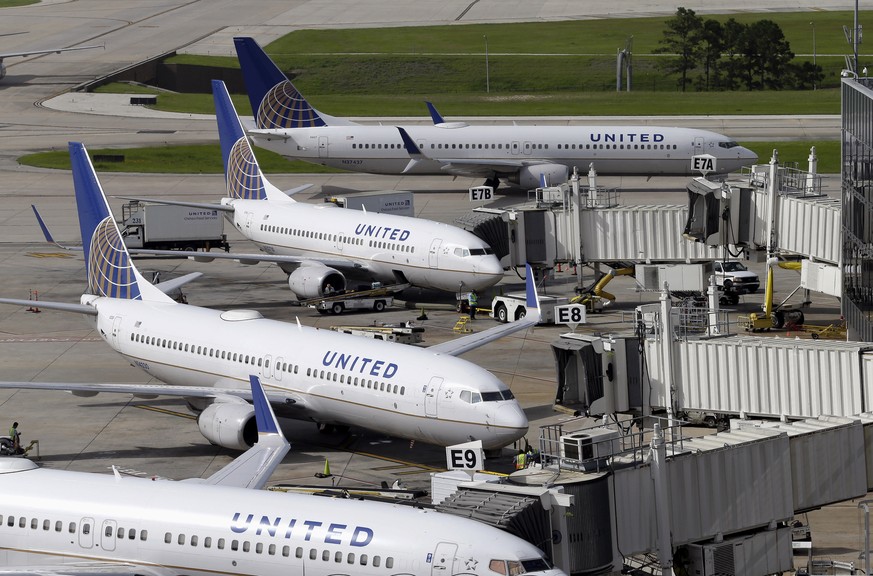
233;37;327;130
213;80;291;204
69;142;172;303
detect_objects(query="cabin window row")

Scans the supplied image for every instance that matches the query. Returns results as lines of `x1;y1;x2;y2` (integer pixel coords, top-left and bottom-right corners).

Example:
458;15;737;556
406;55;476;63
306;367;405;396
0;515;147;541
351;143;402;150
260;224;364;247
368;239;414;253
162;532;394;567
129;333;300;376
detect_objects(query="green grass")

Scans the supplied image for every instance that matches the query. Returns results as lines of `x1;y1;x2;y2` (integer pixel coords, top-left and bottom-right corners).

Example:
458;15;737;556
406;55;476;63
18;145;346;174
0;0;38;6
18;140;840;174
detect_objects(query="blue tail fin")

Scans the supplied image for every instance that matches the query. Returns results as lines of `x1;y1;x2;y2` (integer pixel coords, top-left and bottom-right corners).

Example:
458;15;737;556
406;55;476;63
213;80;268;201
233;37;326;130
69;142;169;302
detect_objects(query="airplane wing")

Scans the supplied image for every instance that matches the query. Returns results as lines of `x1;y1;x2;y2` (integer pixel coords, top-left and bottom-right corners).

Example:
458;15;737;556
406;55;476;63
396;126;532;177
427;264;541;357
197;375;291;489
0;44;104;60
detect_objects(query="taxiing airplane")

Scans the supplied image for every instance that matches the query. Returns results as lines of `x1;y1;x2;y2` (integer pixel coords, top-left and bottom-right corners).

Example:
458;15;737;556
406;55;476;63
0;375;565;576
0;40;103;80
0;141;540;451
120;80;504;299
233;36;758;189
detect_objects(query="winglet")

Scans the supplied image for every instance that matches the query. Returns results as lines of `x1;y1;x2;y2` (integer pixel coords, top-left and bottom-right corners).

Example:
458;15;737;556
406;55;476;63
425;101;445;124
233;36;326;130
397;126;423;158
30;204;64;247
525;263;540;315
250;374;280;436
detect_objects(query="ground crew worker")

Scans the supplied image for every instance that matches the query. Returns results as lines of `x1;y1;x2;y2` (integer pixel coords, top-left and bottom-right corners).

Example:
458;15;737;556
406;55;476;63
468;290;478;320
8;422;20;454
513;448;527;470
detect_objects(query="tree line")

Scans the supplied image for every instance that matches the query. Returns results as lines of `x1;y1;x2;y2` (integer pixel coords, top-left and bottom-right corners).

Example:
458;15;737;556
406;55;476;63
657;7;824;91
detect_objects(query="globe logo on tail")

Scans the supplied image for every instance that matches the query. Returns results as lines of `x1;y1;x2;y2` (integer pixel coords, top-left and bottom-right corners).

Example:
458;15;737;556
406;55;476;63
87;217;141;300
227;138;266;200
257;80;326;129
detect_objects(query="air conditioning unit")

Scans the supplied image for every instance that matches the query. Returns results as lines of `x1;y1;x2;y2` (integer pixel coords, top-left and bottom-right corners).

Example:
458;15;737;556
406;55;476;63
684;528;792;576
559;428;621;463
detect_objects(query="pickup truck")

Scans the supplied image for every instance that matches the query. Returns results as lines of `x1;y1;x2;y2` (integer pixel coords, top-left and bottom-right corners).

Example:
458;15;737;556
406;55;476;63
713;261;760;296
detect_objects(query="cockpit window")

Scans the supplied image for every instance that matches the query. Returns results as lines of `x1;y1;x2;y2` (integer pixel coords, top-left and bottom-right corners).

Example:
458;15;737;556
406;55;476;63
491;560;546;576
470;247;495;256
454;247;472;257
482;390;515;402
718;140;740;149
521;558;553;572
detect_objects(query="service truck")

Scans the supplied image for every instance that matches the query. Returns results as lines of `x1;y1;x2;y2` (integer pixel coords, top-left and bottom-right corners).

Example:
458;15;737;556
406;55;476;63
120;201;229;251
490;293;568;324
323;191;414;216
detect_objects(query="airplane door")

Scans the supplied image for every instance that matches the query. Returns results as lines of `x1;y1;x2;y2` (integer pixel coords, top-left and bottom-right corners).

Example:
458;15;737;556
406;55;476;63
318;136;329;158
79;517;94;549
693;136;704;155
101;520;117;552
425;377;443;417
428;239;442;268
110;316;123;349
243;211;254;231
523;141;532;155
430;542;458;576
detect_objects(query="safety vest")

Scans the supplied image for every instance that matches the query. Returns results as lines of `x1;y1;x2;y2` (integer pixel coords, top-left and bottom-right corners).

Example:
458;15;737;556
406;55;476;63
515;452;526;470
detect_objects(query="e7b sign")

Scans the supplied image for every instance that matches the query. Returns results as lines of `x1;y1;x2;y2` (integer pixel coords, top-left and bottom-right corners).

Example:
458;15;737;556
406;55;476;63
469;186;494;202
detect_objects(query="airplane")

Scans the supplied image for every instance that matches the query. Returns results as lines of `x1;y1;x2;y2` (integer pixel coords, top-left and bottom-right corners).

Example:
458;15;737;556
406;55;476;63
0;374;566;576
116;80;505;299
0;40;103;81
233;36;759;190
0;140;541;451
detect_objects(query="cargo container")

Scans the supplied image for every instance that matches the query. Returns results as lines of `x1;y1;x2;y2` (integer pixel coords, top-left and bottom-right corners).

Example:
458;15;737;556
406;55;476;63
120;201;229;251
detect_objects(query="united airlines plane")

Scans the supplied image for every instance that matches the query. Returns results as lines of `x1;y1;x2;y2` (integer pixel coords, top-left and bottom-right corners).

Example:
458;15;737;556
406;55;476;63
0;375;566;576
0;142;539;451
122;80;504;299
234;37;758;189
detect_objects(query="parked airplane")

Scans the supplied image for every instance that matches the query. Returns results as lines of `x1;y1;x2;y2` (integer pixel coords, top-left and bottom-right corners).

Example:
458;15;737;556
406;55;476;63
119;80;504;298
0;41;103;80
0;375;565;576
0;141;539;451
233;36;758;189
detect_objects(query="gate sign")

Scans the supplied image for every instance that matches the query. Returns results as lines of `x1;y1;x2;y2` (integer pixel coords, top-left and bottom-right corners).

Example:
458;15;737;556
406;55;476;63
692;154;717;176
555;304;587;331
469;186;494;202
446;440;485;472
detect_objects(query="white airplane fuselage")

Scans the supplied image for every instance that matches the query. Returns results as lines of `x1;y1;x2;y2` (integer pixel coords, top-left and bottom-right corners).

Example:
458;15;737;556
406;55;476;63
85;295;527;449
224;197;504;292
0;460;562;576
250;124;757;179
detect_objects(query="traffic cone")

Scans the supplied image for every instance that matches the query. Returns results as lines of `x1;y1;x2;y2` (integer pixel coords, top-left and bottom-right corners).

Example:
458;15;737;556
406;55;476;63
26;289;41;313
315;458;332;478
557;262;563;273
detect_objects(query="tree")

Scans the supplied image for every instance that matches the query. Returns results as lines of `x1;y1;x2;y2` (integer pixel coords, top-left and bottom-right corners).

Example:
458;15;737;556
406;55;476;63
696;19;724;90
719;18;747;90
656;7;703;92
736;20;794;90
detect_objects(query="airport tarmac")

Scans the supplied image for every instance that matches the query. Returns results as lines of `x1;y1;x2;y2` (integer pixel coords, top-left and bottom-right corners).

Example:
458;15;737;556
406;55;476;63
0;0;864;571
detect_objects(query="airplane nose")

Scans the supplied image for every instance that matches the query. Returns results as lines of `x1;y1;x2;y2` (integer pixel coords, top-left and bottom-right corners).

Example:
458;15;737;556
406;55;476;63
490;402;528;446
472;256;504;289
740;146;758;164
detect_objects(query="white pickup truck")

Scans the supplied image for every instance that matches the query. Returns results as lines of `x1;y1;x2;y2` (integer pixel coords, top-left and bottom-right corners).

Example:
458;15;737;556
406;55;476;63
713;261;760;296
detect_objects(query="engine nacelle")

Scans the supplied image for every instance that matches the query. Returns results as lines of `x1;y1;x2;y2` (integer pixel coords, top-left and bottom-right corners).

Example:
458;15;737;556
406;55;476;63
287;264;345;299
510;163;569;190
0;62;6;81
197;401;257;450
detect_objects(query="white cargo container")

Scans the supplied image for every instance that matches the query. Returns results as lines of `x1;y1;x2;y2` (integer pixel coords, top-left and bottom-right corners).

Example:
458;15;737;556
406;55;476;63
324;190;414;216
121;202;228;251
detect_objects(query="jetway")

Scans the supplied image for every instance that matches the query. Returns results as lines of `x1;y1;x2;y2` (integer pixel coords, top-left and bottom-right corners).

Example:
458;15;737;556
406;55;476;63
440;413;869;576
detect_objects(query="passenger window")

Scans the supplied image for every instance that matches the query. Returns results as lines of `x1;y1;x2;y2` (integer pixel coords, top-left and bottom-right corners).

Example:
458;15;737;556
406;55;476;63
269;544;275;555
165;533;172;544
256;542;262;554
231;540;239;551
129;530;136;540
55;521;62;532
373;556;381;567
335;551;343;562
295;547;303;558
310;549;317;560
43;520;49;531
141;530;148;541
117;528;124;539
178;534;185;545
360;554;368;565
322;550;330;561
347;553;355;564
218;538;225;549
31;518;37;529
386;557;394;569
191;535;198;547
204;537;212;548
105;526;113;537
69;522;76;533
19;518;26;528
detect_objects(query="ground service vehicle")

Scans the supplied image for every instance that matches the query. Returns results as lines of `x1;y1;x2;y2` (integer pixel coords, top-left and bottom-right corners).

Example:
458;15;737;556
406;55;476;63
120;201;229;251
713;261;760;295
491;293;568;324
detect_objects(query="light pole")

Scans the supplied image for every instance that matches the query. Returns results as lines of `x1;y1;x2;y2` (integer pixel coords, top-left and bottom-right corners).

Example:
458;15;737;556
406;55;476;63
810;21;817;90
484;35;490;94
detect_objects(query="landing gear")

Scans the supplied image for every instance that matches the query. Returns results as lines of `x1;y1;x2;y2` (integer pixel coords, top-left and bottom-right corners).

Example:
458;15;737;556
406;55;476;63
483;177;499;190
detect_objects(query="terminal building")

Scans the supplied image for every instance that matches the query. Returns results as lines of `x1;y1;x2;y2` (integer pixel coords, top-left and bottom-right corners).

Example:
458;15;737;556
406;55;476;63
842;77;873;341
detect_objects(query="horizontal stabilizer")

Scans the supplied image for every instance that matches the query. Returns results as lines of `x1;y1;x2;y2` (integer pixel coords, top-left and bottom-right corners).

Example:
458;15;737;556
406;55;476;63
114;196;234;212
0;297;96;316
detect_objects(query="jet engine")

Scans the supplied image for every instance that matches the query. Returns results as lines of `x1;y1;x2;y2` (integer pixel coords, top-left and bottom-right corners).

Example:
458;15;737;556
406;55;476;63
0;61;6;81
287;264;346;299
510;164;569;190
197;401;257;450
